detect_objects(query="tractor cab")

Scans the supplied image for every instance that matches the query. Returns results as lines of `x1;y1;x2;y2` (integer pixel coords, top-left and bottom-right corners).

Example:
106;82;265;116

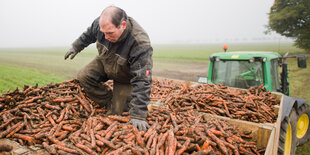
200;51;307;95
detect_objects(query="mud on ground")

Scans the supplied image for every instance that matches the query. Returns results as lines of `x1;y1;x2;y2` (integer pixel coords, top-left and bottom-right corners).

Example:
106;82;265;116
152;60;209;82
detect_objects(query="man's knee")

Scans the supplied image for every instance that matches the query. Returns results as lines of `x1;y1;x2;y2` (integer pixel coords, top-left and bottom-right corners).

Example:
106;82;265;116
77;69;87;83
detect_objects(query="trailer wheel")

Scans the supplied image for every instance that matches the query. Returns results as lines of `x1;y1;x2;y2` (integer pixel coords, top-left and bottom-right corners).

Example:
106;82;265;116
296;104;310;146
278;109;297;155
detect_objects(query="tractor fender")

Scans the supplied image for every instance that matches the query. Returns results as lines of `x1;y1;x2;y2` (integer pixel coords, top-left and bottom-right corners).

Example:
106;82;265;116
281;95;308;121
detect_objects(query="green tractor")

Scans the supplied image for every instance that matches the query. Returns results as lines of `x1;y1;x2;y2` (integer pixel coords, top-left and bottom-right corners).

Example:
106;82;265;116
199;51;309;154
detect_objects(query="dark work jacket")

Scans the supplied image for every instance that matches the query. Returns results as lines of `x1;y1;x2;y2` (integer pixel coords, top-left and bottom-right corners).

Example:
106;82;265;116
72;17;153;120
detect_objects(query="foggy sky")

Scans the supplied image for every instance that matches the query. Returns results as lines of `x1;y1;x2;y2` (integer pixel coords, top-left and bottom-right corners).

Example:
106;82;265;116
0;0;292;48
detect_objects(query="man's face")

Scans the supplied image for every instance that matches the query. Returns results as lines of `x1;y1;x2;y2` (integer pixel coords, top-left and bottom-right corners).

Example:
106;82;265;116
99;17;126;43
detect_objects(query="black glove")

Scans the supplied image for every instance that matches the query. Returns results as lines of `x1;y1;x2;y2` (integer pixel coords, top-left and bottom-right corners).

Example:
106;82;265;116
64;48;79;60
130;118;150;131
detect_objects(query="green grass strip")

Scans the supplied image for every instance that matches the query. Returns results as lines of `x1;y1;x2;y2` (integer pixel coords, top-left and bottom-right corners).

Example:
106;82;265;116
0;64;66;94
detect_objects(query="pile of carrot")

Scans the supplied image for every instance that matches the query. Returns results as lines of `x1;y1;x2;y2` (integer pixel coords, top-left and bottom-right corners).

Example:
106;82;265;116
150;79;279;123
0;79;266;154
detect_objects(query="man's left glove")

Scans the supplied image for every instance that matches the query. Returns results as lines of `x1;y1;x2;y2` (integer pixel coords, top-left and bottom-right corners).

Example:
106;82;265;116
64;48;79;60
130;118;150;131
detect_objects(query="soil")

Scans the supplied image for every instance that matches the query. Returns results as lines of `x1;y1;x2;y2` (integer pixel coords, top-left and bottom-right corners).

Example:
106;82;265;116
152;60;209;82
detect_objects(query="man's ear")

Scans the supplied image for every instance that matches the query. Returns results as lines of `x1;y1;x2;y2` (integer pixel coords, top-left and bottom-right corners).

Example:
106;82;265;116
121;21;127;29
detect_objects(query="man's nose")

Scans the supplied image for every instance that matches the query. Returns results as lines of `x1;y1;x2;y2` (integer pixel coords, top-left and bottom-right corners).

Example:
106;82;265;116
105;35;109;40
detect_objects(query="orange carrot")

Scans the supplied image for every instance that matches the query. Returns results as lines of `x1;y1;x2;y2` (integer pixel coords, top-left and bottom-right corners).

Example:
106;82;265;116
13;134;35;145
231;135;244;143
90;128;96;149
167;130;176;155
6;122;25;138
95;134;117;149
206;130;228;154
47;135;66;147
107;115;130;123
54;144;79;154
0;121;22;138
200;140;210;150
75;95;91;112
76;143;96;155
132;126;145;148
157;131;168;148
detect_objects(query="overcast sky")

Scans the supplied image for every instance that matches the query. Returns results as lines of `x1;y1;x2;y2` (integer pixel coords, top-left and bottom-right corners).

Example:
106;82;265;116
0;0;292;48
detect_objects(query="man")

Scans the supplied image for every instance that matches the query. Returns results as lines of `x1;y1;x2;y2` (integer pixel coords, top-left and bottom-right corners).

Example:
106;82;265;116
64;6;152;131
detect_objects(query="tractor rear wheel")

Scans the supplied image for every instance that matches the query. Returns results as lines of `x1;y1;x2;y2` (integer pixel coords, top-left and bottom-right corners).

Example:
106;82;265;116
296;104;310;146
278;109;297;155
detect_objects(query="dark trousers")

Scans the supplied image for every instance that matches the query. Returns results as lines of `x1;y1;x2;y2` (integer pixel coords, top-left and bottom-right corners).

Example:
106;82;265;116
77;56;133;115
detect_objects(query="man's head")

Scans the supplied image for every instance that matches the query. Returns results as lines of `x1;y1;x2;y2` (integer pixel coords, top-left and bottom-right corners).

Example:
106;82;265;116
99;6;128;43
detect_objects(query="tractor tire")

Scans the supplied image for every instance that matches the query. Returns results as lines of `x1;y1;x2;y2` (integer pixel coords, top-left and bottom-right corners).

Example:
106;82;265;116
278;109;297;155
296;104;310;146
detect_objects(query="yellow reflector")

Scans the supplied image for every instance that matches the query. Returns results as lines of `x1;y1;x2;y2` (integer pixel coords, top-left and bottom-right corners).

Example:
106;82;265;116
231;55;239;58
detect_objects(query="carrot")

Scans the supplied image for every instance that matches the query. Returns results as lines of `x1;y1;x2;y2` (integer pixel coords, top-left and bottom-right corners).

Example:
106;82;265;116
102;121;117;137
240;144;257;148
54;144;79;154
223;141;237;150
95;134;117;149
46;114;56;126
34;132;47;139
75;143;96;155
0;121;22;138
150;132;158;155
100;117;115;125
48;124;58;136
56;131;69;141
157;131;169;149
146;132;155;149
234;148;240;155
131;146;146;155
195;148;213;155
24;96;42;104
120;132;134;139
143;121;158;141
47;135;66;147
56;108;66;123
0;117;16;130
43;103;61;110
132;125;145;148
6;121;25;138
90;128;96;149
52;97;75;103
170;113;179;133
209;129;228;137
105;123;117;140
167;129;176;155
239;146;253;154
108;115;130;123
62;125;76;131
16;103;37;109
75;95;91;112
206;130;228;154
176;137;190;155
231;135;244;143
200;140;210;150
40;122;52;128
107;144;131;155
13;133;35;145
96;140;104;146
101;148;110;155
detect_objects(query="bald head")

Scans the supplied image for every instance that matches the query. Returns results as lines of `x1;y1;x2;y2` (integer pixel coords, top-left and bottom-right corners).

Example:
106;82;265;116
100;6;127;28
99;6;128;42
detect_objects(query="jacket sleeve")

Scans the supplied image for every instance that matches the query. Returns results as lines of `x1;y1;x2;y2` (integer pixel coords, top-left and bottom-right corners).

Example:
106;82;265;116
71;17;100;52
128;45;153;120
